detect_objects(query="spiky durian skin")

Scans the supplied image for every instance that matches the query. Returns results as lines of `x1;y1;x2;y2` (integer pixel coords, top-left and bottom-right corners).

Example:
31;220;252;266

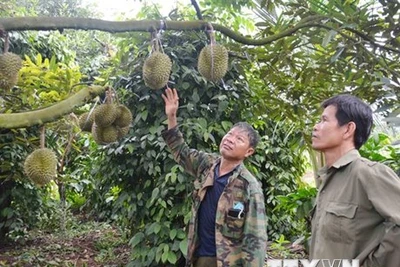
101;126;119;143
91;123;103;144
79;112;94;132
94;104;118;127
197;44;228;82
0;52;23;92
24;148;57;186
117;125;130;139
114;105;133;128
143;52;172;90
91;123;119;144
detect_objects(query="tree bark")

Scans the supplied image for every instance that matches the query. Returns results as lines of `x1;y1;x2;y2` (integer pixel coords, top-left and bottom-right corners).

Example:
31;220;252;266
0;16;325;46
0;85;105;129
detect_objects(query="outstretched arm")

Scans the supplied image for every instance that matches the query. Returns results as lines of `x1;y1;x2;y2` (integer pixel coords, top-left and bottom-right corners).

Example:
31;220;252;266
161;87;214;178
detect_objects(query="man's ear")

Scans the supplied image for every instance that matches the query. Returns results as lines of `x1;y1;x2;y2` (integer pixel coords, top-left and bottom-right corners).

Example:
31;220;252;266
245;147;255;158
344;121;356;139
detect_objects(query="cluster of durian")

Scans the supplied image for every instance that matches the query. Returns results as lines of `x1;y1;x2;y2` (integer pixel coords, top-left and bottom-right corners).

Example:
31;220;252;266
143;51;172;90
79;104;133;145
0;52;22;92
24;148;58;187
197;44;229;82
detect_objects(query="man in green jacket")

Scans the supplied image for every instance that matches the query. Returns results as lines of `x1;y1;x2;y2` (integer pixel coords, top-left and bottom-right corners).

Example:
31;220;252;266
161;87;268;267
310;94;400;267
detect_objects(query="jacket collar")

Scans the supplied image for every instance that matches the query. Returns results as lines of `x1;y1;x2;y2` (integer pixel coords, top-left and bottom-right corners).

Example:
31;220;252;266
316;149;360;187
331;149;360;169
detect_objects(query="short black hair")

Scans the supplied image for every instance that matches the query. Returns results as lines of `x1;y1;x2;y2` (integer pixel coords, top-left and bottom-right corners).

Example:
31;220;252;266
231;122;260;149
322;94;373;149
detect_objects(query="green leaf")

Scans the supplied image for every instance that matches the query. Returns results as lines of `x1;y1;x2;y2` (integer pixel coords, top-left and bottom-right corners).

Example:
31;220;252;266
36;53;43;65
322;30;337;47
142;110;149;121
167;251;177;264
192;90;200;103
169;229;177;240
49;56;57;71
154;223;161;234
161;251;168;263
221;121;232;131
179;239;188;256
129;232;144;247
151;188;160;199
330;47;345;63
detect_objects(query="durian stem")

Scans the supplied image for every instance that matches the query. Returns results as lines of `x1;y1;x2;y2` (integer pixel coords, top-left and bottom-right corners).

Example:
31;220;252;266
151;30;159;53
207;23;215;44
3;33;9;53
59;124;76;174
207;24;216;81
105;87;114;104
111;87;120;105
40;126;45;149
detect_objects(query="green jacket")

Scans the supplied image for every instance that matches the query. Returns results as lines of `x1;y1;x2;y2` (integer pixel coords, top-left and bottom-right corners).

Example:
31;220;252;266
310;149;400;267
162;126;268;267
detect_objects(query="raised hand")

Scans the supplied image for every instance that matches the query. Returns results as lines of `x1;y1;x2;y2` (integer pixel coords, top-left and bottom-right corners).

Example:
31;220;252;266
161;87;179;129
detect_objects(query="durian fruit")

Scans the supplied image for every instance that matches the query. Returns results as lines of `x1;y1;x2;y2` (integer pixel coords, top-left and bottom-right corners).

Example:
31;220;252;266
91;123;119;144
100;125;119;143
142;51;172;90
24;148;57;186
93;104;118;127
91;123;103;144
78;111;94;132
0;52;23;92
197;44;228;82
114;105;133;128
117;125;130;139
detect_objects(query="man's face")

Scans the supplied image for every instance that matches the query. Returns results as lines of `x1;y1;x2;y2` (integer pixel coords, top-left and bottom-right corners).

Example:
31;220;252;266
219;127;254;161
312;105;348;152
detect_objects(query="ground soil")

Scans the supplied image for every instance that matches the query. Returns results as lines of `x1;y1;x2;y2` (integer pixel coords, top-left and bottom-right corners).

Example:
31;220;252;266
0;221;130;267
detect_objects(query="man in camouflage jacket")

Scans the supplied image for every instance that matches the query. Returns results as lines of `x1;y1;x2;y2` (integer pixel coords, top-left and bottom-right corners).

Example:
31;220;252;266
161;88;268;267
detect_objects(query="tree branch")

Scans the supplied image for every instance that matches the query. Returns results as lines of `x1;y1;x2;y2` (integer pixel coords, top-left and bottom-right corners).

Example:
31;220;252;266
1;16;399;54
0;85;105;129
307;23;400;79
191;0;203;20
344;27;400;54
0;16;324;46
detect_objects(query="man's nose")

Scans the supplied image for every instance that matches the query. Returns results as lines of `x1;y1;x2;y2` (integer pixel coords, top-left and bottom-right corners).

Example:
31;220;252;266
225;136;234;143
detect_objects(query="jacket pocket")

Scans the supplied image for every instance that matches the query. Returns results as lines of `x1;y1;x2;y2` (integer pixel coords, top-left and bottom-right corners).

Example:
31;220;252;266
322;202;358;244
221;213;245;239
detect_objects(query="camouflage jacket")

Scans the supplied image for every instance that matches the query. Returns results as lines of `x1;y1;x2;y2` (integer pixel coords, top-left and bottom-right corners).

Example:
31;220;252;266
162;126;268;267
